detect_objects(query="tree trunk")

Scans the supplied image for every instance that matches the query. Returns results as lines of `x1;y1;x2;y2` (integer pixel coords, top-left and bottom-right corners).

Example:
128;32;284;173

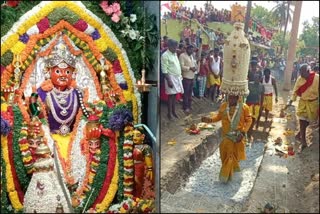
283;1;302;91
244;1;252;34
280;1;291;55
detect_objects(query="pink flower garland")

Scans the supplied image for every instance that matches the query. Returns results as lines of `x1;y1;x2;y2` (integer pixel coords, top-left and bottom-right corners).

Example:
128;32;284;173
73;19;89;32
36;17;50;33
100;1;122;23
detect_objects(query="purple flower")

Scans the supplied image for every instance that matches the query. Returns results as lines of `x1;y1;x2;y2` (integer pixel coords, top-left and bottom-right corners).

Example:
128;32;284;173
91;29;101;40
119;83;128;90
109;108;133;131
19;33;29;44
1;117;11;136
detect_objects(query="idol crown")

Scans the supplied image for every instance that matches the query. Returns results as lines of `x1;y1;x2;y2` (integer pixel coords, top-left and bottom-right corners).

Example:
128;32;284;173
45;36;77;68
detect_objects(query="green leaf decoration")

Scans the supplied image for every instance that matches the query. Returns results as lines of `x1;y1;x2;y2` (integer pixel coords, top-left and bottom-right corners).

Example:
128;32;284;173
47;7;80;26
1;51;14;67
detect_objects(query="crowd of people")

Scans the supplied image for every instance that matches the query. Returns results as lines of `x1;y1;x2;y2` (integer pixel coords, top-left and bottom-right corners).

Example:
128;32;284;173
180;25;225;50
163;3;231;25
161;36;225;119
161;35;319;143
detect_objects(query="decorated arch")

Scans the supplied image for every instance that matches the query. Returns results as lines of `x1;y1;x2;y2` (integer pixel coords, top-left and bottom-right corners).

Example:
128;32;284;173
1;1;157;213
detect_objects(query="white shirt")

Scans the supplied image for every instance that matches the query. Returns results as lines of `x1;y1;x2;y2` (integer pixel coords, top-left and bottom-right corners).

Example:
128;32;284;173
262;76;273;94
210;56;220;75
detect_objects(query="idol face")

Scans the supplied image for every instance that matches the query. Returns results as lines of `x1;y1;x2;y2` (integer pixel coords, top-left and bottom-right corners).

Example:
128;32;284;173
88;139;101;154
132;130;145;145
50;63;74;91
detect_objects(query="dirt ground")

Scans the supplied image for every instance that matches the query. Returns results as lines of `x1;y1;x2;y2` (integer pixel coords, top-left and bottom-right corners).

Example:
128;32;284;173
242;89;319;213
160;88;319;213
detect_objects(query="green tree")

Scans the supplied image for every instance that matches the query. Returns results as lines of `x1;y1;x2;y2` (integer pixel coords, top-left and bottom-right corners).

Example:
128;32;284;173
271;1;294;54
271;31;290;56
298;17;319;57
251;4;277;29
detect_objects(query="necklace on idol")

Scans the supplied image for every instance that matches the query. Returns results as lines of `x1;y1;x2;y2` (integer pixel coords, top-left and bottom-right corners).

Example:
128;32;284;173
52;88;74;116
47;88;78;136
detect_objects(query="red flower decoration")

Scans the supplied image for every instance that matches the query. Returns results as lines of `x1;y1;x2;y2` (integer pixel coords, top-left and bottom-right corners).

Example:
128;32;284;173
73;19;88;32
1;65;6;76
123;203;129;210
37;17;50;34
6;1;19;7
112;59;122;74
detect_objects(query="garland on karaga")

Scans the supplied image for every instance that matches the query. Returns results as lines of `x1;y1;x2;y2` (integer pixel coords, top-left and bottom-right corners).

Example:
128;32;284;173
1;1;156;213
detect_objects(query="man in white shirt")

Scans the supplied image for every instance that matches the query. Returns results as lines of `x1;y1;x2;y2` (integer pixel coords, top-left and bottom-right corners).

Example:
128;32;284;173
179;45;197;113
161;39;184;119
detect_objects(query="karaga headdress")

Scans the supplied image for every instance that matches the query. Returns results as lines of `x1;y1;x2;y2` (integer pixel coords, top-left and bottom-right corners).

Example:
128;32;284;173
44;35;78;69
220;22;251;96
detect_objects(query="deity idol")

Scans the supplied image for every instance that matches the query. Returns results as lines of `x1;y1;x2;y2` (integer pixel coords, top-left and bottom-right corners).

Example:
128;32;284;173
132;128;153;198
37;40;84;136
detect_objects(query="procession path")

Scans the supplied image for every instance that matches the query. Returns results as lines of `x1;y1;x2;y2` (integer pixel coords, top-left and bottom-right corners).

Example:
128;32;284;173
160;82;319;213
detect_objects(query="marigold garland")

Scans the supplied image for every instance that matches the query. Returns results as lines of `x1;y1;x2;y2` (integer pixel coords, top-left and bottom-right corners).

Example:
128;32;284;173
1;135;24;212
95;133;119;212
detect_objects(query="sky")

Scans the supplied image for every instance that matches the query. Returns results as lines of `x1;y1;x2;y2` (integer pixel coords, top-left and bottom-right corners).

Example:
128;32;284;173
161;1;320;36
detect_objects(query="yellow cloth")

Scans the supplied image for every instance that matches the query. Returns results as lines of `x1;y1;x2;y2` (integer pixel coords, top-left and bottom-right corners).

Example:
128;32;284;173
262;95;273;111
51;134;71;161
211;102;252;183
247;103;260;119
297;99;319;122
291;74;319;101
207;73;221;87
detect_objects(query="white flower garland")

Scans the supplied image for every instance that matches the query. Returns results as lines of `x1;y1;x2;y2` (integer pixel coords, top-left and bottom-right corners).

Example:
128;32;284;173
115;73;127;84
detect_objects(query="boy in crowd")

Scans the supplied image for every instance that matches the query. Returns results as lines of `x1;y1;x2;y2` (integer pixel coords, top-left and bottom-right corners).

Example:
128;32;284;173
246;73;264;140
257;68;278;127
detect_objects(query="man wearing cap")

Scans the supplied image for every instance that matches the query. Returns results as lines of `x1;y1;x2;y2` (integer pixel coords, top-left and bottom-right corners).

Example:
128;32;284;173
286;64;319;153
161;39;184;119
179;44;197;113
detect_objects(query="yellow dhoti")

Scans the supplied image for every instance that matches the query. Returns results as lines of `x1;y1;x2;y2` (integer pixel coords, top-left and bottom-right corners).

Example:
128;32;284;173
207;73;221;88
219;138;246;182
297;99;319;122
247;103;260;119
263;94;273;111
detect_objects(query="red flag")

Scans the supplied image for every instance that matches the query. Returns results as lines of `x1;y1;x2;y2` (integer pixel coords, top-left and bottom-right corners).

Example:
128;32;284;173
161;3;171;11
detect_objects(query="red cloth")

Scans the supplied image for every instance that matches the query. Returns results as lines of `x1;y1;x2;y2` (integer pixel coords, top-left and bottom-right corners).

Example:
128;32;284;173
296;72;316;96
160;82;182;102
199;60;209;76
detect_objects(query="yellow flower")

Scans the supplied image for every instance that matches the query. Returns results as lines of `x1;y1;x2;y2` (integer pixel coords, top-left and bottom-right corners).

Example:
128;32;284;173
1;34;19;56
22;155;33;163
122;91;132;102
123;145;133;150
19;144;29;151
1;136;23;210
11;41;26;55
1;103;8;111
9;191;23;210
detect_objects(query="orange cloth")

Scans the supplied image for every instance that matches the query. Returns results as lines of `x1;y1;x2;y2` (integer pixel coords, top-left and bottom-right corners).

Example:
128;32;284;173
211;102;252;183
